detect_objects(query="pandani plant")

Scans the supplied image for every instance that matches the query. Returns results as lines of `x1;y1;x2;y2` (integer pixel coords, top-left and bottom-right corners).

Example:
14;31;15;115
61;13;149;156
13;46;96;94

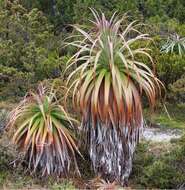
6;84;81;176
66;9;162;185
161;33;185;56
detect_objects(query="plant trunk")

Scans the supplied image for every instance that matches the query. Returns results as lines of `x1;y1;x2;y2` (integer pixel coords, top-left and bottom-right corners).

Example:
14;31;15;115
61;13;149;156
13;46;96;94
83;118;143;186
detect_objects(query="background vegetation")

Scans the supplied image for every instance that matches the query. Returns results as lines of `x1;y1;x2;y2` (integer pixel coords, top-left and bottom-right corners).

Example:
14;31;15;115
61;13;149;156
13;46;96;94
0;0;185;103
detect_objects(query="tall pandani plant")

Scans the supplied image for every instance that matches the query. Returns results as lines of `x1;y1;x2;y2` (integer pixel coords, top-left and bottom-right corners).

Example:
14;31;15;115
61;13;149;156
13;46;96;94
66;9;162;185
7;84;81;176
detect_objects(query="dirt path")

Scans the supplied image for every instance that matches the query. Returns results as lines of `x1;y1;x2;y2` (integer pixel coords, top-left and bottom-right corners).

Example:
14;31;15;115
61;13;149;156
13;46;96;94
142;126;183;142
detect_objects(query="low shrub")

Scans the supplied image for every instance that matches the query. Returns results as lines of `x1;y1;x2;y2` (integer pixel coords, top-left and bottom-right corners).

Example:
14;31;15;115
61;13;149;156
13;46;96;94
169;74;185;103
132;139;185;189
0;109;8;132
156;54;185;87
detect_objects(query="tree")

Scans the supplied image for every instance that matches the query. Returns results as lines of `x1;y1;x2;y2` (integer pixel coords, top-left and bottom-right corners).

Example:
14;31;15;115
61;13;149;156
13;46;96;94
66;10;162;185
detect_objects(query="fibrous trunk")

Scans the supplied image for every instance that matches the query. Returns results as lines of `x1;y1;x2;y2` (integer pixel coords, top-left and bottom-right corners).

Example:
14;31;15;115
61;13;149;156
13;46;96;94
83;117;143;186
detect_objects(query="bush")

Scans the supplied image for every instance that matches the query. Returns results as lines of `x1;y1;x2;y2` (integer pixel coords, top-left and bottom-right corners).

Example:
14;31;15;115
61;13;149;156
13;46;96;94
141;160;183;188
0;109;8;132
156;54;185;86
132;140;185;189
169;74;185;103
0;135;17;186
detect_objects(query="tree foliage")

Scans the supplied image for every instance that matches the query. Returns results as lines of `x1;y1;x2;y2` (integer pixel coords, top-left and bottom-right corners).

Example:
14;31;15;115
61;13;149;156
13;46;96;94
0;1;63;100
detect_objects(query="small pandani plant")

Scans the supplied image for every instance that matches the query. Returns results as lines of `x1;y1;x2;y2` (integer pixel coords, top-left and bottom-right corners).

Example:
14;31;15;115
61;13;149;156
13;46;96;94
7;84;80;176
66;9;162;185
161;33;185;56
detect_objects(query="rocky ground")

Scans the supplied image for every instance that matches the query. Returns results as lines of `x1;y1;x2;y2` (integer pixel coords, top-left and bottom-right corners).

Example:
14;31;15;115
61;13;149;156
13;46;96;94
143;126;183;142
